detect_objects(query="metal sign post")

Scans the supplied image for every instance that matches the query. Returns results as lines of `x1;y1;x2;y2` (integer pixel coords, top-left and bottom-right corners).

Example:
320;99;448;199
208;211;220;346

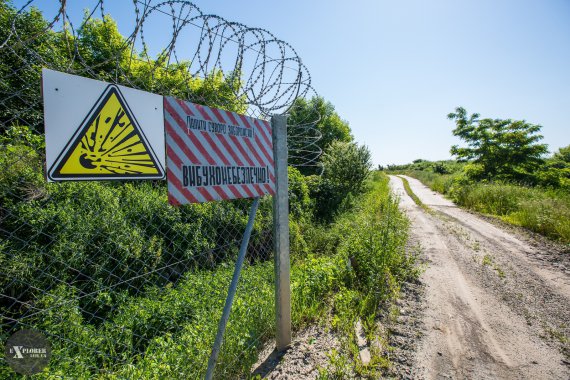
205;197;260;380
271;115;291;351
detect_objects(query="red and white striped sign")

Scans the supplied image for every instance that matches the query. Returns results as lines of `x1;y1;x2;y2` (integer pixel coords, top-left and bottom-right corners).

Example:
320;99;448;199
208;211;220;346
164;96;275;205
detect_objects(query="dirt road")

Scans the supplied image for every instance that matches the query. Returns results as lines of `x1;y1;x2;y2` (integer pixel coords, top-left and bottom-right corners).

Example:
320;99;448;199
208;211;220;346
389;175;570;380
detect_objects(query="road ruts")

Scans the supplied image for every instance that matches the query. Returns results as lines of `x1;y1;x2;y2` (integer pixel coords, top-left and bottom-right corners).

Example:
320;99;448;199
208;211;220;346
389;175;570;380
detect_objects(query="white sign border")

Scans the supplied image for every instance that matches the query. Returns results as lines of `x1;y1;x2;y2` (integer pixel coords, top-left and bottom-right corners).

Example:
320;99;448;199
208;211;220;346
42;68;165;181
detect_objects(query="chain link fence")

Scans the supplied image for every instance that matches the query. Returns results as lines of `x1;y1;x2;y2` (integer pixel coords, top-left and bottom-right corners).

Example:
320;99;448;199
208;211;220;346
0;1;319;378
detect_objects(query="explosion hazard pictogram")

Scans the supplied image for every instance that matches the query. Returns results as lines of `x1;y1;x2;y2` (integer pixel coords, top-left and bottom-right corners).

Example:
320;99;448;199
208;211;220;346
49;85;164;180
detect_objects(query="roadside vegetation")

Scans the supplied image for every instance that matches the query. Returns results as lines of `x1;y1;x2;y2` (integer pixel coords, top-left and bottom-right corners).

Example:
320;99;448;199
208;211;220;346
312;172;420;379
0;3;419;378
386;107;570;244
398;175;431;214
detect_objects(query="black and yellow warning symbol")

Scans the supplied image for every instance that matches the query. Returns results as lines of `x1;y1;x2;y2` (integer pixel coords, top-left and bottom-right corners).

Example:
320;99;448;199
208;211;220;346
49;85;165;180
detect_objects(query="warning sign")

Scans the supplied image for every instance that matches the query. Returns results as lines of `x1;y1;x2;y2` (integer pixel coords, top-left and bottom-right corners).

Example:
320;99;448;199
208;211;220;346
43;69;165;181
164;96;275;205
50;86;163;179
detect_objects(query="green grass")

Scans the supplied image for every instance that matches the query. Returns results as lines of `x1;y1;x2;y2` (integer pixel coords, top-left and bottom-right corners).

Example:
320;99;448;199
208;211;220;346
313;173;420;378
397;175;432;214
453;183;570;244
481;254;505;279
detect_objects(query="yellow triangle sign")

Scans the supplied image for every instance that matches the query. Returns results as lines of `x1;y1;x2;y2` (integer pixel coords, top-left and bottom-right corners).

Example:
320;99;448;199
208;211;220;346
50;85;164;180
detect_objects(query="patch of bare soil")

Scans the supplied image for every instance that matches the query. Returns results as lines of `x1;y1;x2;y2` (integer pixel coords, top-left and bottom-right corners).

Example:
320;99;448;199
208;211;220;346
389;175;570;380
251;325;340;379
471;211;570;272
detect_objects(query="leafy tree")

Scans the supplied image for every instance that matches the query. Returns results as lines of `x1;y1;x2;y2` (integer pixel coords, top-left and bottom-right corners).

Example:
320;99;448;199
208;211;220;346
552;145;570;165
287;96;352;174
76;15;131;79
190;69;247;113
312;141;372;221
0;3;70;132
540;144;570;188
448;106;548;182
77;15;247;113
322;141;371;194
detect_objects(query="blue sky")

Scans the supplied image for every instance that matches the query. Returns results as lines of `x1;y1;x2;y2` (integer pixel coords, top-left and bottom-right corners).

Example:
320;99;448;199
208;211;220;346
17;0;570;165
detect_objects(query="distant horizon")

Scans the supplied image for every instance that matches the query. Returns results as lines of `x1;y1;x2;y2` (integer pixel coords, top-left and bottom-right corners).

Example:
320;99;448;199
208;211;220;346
379;116;565;167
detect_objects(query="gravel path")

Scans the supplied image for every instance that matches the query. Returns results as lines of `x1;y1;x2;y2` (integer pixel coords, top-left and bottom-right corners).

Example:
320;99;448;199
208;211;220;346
389;175;570;380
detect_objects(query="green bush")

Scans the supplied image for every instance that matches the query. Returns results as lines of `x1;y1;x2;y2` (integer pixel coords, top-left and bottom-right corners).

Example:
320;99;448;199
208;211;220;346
287;166;313;220
27;263;275;379
337;174;415;308
0;128;277;339
432;162;450;174
312;141;372;221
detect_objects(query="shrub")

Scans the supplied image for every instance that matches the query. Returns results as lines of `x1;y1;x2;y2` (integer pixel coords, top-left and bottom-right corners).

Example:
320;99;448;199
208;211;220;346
1;128;416;378
334;174;417;312
287;166;313;220
432;162;449;174
313;141;372;221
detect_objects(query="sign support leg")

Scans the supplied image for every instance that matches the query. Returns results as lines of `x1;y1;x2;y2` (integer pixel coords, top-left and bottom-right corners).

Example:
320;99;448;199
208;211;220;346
205;197;260;380
271;114;291;351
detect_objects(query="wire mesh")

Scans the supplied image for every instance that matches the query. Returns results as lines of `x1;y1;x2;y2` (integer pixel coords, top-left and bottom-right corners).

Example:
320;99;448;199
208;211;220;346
0;1;320;378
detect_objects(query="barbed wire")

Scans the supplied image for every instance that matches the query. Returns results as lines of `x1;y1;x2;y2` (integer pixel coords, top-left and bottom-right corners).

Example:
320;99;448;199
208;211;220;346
6;0;322;167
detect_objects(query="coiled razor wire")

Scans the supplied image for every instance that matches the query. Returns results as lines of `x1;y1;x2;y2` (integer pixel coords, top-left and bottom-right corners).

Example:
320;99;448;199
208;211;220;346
1;0;322;167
